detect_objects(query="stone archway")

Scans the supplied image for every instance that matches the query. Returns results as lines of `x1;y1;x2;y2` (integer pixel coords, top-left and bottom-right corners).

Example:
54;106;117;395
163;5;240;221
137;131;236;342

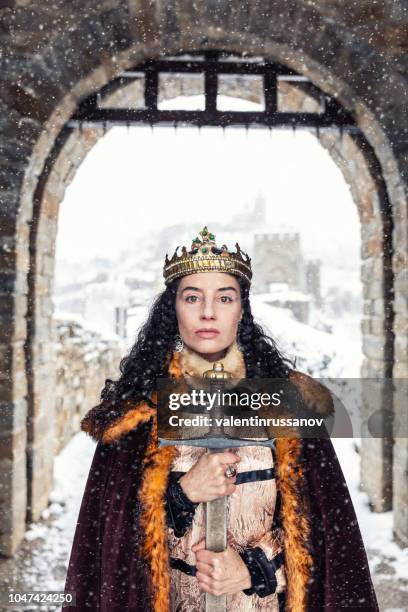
0;2;406;556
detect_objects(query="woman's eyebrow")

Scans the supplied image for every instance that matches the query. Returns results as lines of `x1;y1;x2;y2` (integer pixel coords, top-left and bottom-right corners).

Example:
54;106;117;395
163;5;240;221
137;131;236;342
180;286;202;293
180;286;237;293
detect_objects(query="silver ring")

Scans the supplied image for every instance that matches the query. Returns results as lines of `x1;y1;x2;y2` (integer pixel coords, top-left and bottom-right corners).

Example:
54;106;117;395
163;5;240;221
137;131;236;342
224;465;237;478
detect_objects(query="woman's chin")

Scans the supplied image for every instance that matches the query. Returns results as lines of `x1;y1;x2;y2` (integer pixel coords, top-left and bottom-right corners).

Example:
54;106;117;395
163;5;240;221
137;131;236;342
189;338;230;358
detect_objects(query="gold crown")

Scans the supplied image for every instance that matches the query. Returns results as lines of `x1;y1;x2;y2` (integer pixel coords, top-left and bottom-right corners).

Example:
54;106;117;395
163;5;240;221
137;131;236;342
163;226;252;286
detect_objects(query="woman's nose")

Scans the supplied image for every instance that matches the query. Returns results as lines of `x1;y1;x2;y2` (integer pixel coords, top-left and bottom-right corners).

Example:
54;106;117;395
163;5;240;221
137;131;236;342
200;300;216;319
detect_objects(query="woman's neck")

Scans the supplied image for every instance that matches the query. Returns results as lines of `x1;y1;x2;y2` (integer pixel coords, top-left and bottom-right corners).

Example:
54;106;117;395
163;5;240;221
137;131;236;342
193;347;228;363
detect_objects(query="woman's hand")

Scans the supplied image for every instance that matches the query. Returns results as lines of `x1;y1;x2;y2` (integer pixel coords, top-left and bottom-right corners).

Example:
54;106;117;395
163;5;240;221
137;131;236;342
192;539;252;595
178;451;241;503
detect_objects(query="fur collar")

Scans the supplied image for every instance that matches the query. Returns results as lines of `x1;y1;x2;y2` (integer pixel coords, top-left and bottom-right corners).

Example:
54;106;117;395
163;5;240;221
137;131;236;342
180;339;246;379
81;346;334;445
80;348;334;612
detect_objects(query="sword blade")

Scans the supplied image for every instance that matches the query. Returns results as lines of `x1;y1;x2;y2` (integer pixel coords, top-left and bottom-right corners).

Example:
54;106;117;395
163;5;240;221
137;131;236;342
205;449;228;612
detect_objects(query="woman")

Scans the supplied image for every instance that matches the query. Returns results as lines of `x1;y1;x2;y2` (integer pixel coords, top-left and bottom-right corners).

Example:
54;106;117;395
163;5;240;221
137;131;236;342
64;227;379;611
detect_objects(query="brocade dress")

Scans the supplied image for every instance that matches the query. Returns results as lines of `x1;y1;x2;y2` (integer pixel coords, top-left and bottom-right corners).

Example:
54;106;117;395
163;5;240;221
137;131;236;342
165;341;287;611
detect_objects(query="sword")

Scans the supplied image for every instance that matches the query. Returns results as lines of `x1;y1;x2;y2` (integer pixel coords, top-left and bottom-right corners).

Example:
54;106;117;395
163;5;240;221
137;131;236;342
202;362;232;612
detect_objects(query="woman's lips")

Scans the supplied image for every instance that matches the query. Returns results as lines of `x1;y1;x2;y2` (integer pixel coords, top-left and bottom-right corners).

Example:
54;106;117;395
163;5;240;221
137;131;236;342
195;330;220;339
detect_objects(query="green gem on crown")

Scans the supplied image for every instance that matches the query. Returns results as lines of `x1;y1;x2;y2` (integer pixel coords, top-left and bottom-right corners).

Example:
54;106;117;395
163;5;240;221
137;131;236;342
209;233;215;240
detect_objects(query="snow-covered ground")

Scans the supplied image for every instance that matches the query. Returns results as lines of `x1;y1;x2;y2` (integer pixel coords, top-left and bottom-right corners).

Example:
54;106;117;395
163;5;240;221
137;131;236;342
21;433;97;592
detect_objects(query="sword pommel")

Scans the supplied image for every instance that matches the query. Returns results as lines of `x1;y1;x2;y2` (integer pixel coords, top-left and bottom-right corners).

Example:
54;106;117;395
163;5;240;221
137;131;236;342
203;362;232;380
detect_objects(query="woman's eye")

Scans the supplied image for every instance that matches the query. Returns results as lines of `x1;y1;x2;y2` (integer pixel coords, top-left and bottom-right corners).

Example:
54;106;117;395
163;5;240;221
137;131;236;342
186;295;199;303
220;296;233;303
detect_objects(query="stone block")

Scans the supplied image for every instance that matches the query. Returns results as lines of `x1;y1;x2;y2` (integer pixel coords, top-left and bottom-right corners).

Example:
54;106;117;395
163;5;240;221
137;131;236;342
361;357;389;378
360;437;393;512
362;333;387;360
0;399;27;435
363;280;384;300
393;437;408;546
394;337;408;362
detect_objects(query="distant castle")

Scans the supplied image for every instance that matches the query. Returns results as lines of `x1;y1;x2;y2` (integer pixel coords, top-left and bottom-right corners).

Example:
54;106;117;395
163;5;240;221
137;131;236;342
236;194;323;321
253;231;321;301
229;193;321;304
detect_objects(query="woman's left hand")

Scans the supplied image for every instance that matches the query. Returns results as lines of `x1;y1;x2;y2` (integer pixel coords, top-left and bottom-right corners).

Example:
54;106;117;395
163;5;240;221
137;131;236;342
191;539;252;596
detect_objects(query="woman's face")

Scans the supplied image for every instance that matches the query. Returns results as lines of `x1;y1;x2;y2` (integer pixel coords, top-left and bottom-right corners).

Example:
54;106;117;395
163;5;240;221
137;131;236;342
175;272;243;361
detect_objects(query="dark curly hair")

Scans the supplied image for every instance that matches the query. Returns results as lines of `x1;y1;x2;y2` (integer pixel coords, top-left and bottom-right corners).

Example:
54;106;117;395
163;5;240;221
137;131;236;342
85;276;296;437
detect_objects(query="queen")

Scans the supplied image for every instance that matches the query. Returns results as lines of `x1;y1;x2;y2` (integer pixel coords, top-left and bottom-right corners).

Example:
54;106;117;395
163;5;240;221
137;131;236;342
64;226;379;611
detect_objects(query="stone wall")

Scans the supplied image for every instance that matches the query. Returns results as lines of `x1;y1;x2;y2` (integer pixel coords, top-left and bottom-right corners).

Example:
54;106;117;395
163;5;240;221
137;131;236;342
54;319;123;456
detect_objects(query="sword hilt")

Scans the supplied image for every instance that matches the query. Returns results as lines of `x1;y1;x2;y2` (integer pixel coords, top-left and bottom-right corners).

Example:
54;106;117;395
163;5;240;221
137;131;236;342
203;361;232;612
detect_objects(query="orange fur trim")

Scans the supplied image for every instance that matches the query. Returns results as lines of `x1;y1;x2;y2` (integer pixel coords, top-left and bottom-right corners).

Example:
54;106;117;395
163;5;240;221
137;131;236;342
168;350;183;378
275;438;314;611
139;416;178;612
102;403;155;444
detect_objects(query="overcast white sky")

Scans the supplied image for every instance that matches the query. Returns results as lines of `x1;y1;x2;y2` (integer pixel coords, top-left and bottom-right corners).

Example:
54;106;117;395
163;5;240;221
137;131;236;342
56;97;360;264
